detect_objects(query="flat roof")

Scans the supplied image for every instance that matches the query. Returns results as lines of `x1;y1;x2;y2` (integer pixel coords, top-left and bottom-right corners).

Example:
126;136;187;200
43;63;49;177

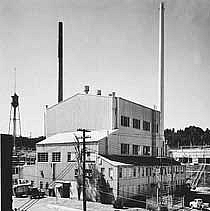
99;155;131;167
101;155;181;166
37;129;118;145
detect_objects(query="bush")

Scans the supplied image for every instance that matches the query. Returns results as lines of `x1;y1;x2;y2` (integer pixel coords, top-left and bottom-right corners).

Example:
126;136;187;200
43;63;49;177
113;198;124;209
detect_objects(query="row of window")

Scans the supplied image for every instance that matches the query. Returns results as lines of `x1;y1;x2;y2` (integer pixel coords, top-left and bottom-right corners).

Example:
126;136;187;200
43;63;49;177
121;144;151;156
118;165;185;179
37;152;91;162
121;116;158;132
178;157;210;164
100;165;184;180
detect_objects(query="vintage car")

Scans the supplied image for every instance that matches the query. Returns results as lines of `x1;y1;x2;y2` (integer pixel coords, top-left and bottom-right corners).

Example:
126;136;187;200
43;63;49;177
29;187;45;199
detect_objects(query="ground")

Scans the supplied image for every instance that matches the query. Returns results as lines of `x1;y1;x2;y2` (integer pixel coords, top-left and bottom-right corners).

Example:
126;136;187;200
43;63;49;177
13;196;147;211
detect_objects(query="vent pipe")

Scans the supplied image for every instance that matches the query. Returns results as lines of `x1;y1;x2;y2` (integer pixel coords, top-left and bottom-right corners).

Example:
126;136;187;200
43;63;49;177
159;2;164;137
97;90;101;95
84;85;89;94
58;22;63;103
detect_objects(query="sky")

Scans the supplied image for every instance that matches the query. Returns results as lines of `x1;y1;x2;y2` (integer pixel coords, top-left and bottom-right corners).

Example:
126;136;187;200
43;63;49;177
1;0;210;137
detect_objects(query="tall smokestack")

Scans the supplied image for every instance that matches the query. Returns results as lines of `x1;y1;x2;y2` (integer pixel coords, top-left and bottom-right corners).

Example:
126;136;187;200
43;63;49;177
159;2;164;137
58;22;63;103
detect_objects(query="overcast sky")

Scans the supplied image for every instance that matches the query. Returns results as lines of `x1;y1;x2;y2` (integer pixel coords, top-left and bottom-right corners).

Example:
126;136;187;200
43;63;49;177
1;0;210;137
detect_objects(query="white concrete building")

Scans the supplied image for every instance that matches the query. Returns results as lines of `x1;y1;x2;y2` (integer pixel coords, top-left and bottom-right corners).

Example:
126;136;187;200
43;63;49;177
45;93;165;157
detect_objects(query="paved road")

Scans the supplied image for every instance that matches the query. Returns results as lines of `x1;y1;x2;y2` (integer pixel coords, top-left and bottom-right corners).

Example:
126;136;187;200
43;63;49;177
13;196;147;211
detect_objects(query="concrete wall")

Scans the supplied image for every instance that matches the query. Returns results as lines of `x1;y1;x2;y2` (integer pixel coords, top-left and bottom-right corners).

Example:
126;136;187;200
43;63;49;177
46;94;113;137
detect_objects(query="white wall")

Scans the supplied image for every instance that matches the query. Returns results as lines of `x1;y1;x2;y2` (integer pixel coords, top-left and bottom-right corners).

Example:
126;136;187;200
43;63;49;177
36;142;99;188
46;94;113;137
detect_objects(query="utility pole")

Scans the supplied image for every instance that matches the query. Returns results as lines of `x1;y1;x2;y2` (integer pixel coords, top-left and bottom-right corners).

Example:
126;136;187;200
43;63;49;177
77;129;91;211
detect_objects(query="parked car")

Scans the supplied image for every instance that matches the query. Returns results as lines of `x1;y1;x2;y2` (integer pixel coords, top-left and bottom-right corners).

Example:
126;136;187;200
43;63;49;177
189;198;209;209
29;187;45;199
13;183;31;197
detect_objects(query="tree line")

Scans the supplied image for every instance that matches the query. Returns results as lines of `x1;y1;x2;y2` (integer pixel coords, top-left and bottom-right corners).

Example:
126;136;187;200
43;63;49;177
164;126;210;149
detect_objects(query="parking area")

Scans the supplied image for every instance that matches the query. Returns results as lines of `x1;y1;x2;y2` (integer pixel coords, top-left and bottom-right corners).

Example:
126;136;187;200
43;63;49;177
13;196;147;211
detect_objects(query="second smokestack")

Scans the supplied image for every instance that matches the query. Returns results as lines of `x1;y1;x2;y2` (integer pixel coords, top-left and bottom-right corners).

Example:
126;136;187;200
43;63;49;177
159;2;164;136
58;22;63;103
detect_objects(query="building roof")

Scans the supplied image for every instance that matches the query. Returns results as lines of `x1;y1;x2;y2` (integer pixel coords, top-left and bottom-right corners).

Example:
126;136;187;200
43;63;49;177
37;129;118;145
47;93;159;113
99;155;132;167
101;155;181;166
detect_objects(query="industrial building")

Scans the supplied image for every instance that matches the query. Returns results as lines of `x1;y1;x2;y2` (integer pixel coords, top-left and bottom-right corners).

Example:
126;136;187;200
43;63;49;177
169;146;210;165
26;91;186;204
169;146;210;190
21;2;186;207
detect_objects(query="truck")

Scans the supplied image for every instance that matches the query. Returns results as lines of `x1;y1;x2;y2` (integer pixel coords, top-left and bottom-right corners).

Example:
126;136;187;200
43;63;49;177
189;198;209;209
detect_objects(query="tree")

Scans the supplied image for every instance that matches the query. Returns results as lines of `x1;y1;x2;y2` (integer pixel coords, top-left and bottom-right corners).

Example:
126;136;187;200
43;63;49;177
165;126;210;148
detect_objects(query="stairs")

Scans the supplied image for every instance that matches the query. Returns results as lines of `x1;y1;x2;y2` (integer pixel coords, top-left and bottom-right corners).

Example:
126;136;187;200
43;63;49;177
191;164;206;188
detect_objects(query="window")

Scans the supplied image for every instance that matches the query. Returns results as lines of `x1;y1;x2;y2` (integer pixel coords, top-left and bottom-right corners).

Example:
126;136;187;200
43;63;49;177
198;158;204;163
121;116;130;127
142;167;144;177
75;169;78;176
146;168;148;176
40;181;43;189
52;152;61;162
133;118;140;129
138;167;141;177
119;168;122;178
133;167;136;177
109;168;113;178
86;152;91;160
138;185;141;194
143;146;150;156
121;144;130;155
101;168;105;175
133;145;140;155
67;152;72;162
143;121;150;131
38;152;48;162
156;124;159;133
149;168;152;176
